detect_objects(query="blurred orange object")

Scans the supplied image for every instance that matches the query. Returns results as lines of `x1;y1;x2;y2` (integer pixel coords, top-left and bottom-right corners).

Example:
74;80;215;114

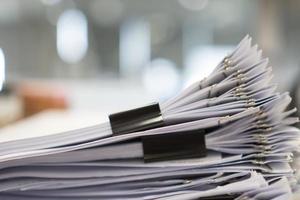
18;82;68;117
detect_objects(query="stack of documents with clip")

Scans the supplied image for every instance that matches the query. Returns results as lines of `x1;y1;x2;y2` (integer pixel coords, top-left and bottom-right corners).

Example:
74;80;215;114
0;36;300;200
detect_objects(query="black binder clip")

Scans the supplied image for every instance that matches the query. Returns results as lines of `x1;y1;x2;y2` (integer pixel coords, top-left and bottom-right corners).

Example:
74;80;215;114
109;102;164;135
142;129;207;163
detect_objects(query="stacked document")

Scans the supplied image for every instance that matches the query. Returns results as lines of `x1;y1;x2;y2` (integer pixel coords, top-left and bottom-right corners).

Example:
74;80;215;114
0;36;300;199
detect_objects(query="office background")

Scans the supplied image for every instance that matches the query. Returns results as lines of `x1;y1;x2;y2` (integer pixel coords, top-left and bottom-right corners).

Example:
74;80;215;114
0;0;299;125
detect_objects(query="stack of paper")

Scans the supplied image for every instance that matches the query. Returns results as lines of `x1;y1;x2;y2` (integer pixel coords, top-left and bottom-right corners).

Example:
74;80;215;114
0;36;299;200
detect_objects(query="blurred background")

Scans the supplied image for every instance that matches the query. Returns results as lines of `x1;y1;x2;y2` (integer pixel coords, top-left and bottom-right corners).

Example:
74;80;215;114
0;0;300;129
